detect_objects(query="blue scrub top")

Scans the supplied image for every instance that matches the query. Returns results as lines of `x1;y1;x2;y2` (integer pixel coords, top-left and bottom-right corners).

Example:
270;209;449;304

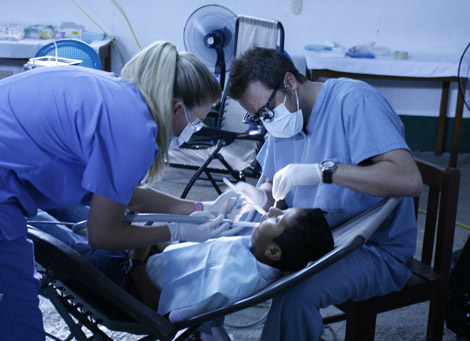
0;66;159;239
257;78;417;262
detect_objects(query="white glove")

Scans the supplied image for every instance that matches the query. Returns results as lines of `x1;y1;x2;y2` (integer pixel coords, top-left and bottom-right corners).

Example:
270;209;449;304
272;163;321;201
202;190;239;216
168;213;230;242
219;224;247;237
234;182;267;208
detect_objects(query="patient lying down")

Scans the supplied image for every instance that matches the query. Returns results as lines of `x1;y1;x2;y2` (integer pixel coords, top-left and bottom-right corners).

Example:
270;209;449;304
31;207;334;323
136;207;334;322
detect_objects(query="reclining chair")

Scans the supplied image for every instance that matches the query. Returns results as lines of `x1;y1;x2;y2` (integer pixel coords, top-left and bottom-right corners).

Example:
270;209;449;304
32;195;400;340
32;158;459;340
169;15;285;198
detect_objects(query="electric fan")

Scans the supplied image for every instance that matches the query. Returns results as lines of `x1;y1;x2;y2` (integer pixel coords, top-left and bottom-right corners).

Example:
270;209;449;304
184;4;236;89
458;42;470;111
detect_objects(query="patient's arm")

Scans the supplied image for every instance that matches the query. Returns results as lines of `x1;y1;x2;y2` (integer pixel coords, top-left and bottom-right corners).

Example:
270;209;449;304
127;247;160;310
129;265;160;310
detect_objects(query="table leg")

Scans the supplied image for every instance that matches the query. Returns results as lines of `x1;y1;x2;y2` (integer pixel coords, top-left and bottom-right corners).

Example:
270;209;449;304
435;81;450;156
308;69;319;81
104;44;111;72
449;84;465;168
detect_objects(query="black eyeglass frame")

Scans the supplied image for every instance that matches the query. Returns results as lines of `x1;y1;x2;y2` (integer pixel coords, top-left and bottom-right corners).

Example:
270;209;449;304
242;83;281;126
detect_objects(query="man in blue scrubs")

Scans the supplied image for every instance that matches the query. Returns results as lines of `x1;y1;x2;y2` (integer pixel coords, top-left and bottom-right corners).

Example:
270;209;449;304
226;47;423;340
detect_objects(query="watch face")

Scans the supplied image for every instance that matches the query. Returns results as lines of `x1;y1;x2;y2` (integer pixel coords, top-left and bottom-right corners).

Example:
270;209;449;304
322;160;335;169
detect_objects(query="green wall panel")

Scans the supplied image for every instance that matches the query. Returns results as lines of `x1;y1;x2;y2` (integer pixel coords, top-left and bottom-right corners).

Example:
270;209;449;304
400;115;470;153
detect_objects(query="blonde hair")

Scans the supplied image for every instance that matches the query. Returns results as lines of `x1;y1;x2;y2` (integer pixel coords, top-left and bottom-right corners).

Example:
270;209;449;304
121;41;221;186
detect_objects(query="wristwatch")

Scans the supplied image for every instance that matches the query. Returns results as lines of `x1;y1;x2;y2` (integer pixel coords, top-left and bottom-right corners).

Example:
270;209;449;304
320;160;337;184
124;258;146;275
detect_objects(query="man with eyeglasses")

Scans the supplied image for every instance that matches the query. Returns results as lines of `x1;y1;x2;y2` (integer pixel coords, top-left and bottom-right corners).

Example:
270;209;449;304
225;47;423;341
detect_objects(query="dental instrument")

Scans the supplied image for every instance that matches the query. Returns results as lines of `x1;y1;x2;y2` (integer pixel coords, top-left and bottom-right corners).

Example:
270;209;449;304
222;178;267;214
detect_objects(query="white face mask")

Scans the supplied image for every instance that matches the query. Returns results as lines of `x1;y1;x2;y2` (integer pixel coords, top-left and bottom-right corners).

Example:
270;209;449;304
168;124;195;149
169;106;202;149
262;90;303;138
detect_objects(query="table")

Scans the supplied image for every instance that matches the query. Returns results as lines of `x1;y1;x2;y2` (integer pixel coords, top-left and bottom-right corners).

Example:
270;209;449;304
304;49;464;168
0;38;113;71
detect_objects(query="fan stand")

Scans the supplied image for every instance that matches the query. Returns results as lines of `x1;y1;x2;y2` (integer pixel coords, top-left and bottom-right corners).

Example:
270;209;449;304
204;28;231;89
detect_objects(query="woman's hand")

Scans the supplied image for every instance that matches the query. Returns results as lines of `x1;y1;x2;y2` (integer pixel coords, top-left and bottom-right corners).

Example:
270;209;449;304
201;190;239;216
167;212;230;242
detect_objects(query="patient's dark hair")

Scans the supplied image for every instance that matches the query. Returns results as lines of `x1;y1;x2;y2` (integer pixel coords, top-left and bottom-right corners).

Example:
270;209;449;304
227;47;307;100
272;209;334;272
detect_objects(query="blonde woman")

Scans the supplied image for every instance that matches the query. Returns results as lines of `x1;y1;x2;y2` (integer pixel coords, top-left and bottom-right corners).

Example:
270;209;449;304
0;41;236;338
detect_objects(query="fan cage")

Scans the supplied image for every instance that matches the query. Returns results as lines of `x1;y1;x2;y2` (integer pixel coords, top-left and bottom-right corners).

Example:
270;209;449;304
458;42;470;111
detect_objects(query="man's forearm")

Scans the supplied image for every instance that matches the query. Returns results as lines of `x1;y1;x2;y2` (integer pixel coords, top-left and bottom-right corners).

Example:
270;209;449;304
332;149;422;197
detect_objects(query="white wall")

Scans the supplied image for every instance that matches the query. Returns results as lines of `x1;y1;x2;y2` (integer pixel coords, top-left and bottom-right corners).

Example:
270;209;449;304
2;0;469;117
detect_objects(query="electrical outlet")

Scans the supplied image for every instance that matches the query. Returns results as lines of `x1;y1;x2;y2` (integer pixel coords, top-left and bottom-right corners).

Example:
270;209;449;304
292;0;303;15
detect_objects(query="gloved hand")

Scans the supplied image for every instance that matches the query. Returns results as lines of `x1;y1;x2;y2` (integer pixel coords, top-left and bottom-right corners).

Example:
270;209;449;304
219;224;248;237
234;181;268;209
168;212;230;242
202;190;239;216
272;163;321;201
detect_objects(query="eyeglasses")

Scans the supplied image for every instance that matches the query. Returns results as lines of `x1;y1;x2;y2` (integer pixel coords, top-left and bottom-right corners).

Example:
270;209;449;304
242;84;280;126
184;106;204;132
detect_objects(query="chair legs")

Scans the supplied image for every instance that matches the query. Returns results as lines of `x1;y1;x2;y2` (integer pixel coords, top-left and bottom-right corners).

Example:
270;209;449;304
426;287;447;340
328;295;448;341
343;302;377;341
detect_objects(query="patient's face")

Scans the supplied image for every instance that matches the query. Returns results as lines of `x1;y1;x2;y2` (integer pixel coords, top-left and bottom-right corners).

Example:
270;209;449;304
250;207;304;261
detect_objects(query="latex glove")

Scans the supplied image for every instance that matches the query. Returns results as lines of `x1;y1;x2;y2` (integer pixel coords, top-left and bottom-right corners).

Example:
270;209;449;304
202;190;239;216
219;224;248;237
272;163;321;201
168;213;230;242
234;182;267;209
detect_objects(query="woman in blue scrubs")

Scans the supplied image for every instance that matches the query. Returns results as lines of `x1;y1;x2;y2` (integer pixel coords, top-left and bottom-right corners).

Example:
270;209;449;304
0;41;234;339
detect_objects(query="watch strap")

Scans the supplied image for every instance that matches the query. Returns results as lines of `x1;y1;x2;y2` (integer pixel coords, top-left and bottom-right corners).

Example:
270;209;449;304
323;169;334;184
320;160;337;184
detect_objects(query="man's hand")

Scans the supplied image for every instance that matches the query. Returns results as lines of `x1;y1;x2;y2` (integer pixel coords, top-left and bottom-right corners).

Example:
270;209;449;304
272;163;321;200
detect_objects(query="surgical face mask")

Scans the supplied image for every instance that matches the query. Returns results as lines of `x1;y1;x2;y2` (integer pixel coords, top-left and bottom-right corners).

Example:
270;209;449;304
169;106;203;149
262;90;303;138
